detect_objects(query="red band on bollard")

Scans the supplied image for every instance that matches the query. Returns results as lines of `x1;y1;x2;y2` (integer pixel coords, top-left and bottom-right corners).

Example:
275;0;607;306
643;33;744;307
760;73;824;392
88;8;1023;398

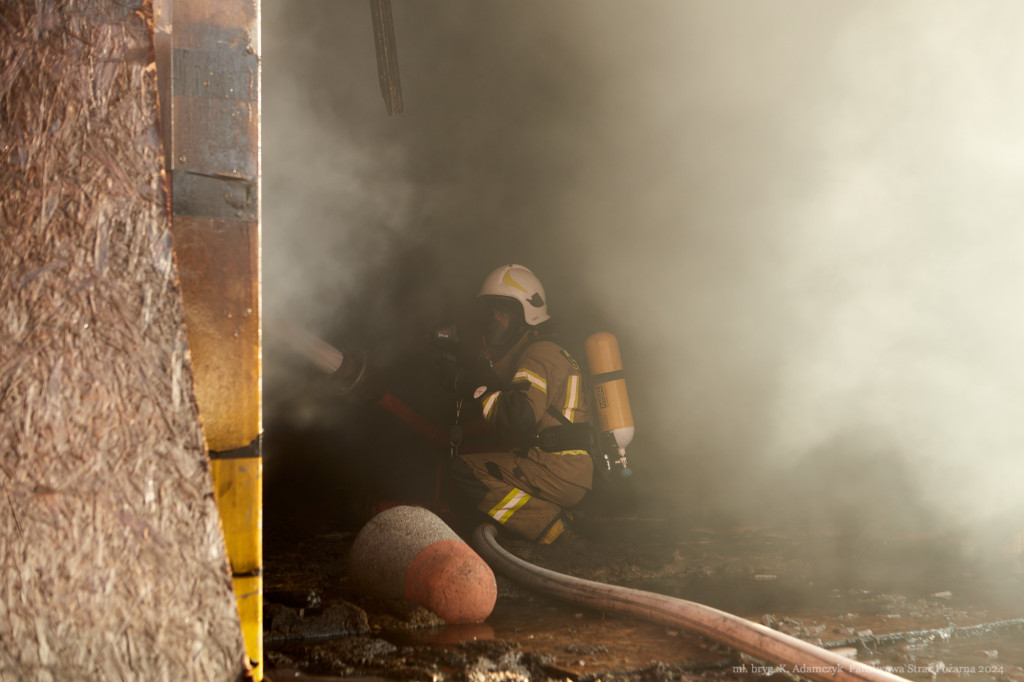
404;539;497;624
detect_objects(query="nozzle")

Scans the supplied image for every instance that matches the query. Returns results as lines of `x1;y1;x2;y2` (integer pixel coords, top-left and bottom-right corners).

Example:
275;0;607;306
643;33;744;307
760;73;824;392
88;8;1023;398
331;350;368;394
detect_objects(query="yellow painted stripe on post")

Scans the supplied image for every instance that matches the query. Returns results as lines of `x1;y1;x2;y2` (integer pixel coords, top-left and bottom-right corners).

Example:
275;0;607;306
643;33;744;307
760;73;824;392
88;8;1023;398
210;453;262;679
232;574;263;679
210;456;263;574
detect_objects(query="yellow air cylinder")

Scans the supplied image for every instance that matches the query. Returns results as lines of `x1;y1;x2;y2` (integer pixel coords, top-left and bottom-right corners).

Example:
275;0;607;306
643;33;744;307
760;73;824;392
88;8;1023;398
584;332;634;469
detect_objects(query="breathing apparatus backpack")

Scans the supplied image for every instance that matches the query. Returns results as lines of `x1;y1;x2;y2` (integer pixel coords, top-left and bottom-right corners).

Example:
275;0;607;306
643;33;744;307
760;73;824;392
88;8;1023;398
583;332;634;479
533;332;634;480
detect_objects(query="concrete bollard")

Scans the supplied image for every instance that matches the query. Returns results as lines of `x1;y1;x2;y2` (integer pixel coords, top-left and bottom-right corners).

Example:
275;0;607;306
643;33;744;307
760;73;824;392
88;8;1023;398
349;505;497;624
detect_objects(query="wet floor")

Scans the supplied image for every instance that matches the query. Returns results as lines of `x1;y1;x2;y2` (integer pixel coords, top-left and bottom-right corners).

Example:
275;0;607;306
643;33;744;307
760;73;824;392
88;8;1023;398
264;520;1024;681
367;572;1024;680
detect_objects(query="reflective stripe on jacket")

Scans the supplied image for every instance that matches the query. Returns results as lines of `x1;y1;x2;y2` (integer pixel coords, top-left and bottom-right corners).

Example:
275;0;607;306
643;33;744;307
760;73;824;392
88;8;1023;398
480;339;588;437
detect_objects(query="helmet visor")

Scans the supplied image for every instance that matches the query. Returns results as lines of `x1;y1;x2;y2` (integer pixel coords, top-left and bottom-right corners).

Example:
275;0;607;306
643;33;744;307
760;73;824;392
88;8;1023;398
478;296;525;352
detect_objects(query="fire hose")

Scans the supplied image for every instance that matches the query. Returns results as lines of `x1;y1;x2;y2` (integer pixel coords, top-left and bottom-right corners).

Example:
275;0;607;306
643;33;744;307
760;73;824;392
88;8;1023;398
471;523;911;682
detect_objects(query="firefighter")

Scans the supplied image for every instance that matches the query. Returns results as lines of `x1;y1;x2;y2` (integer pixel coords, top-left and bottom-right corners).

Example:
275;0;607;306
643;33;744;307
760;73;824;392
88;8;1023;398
443;264;592;544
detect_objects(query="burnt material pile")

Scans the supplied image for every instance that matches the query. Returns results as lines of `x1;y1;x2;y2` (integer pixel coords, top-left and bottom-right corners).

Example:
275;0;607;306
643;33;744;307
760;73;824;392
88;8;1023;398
0;1;245;679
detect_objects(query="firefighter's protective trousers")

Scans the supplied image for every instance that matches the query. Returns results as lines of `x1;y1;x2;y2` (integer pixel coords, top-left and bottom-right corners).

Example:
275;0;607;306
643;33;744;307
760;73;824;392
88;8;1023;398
449;337;593;543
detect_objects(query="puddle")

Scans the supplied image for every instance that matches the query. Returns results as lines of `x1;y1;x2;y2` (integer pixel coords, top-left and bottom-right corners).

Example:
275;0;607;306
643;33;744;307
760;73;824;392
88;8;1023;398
379;589;1024;681
363;599;741;678
867;623;1024;680
344;595;1024;681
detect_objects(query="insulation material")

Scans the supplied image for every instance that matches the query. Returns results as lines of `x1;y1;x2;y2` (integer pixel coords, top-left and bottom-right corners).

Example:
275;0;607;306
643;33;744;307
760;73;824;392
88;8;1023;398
0;1;247;679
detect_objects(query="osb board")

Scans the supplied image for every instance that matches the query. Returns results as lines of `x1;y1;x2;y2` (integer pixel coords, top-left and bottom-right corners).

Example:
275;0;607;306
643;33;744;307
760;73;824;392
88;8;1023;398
0;1;247;680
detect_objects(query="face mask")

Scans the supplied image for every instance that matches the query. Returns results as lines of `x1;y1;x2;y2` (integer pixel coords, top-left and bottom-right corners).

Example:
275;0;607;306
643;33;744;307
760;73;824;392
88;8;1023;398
479;297;525;357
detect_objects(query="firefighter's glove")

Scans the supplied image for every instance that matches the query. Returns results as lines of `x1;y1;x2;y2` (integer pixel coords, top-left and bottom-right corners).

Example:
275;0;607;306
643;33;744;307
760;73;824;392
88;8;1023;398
441;354;497;401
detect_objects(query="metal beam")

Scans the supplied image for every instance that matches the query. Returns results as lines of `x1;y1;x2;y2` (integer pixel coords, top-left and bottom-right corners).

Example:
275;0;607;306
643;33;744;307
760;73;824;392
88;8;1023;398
156;0;264;676
370;0;403;115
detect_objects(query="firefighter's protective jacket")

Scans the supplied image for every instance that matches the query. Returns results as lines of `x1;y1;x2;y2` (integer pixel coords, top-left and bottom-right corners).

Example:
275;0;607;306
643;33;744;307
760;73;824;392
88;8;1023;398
450;333;593;543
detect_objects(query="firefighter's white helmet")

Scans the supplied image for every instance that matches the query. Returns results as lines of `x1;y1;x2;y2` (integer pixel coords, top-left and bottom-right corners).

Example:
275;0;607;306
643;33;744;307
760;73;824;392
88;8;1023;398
478;264;550;326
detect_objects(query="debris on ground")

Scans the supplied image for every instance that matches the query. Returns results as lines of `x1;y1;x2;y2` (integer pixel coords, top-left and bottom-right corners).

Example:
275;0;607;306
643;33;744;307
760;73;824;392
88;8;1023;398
264;516;1024;681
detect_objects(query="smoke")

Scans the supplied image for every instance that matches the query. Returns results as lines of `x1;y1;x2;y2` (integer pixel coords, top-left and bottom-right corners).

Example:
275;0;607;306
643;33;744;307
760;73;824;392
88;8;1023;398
263;1;1024;538
761;5;1024;531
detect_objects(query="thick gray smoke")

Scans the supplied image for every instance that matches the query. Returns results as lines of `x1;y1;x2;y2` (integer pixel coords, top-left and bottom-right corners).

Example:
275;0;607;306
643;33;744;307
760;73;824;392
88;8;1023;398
263;1;1024;540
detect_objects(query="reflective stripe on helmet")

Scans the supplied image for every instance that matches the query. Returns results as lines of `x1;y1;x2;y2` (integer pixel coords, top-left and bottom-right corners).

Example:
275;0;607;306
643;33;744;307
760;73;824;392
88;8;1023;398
501;268;528;293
